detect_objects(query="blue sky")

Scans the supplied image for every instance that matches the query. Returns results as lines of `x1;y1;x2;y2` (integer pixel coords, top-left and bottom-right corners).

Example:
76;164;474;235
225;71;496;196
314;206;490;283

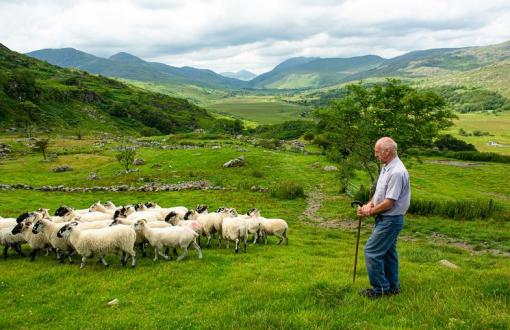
1;0;509;74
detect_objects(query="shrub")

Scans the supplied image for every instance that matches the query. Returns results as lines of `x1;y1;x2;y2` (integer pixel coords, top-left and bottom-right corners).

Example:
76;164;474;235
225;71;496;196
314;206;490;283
434;134;477;152
270;182;305;199
303;132;315;141
408;199;504;220
141;127;161;137
116;146;136;172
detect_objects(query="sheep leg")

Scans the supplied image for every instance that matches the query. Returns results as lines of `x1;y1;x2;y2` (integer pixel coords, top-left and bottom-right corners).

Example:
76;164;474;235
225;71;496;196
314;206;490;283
153;246;159;262
125;249;136;268
158;250;170;260
120;252;127;266
192;239;202;259
139;243;146;258
197;235;201;248
173;247;178;257
206;235;212;248
177;246;188;261
252;233;258;245
235;238;239;253
67;252;74;264
217;234;222;248
14;244;26;257
100;256;109;267
30;248;40;262
244;236;247;253
80;256;89;269
3;245;8;259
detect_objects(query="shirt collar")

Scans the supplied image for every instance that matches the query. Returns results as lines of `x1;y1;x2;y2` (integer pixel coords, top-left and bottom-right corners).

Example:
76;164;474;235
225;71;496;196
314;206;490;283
383;156;399;172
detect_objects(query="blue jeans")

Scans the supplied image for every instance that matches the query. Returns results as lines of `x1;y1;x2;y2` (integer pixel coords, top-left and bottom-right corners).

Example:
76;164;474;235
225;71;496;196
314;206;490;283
364;214;404;294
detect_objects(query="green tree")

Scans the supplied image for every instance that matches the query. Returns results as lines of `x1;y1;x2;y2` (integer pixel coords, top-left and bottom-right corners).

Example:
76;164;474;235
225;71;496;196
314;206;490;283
116;145;136;172
32;138;50;160
314;79;455;188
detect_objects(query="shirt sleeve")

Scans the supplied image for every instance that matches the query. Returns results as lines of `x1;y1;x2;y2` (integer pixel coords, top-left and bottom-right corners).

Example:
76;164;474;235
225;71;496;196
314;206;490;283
385;172;404;201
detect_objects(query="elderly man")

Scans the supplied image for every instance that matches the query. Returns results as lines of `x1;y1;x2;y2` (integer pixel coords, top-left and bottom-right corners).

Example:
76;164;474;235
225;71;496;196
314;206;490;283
357;137;410;298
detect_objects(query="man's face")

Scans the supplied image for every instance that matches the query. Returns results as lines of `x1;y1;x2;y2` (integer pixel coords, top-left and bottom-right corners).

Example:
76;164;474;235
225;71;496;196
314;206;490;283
374;143;390;163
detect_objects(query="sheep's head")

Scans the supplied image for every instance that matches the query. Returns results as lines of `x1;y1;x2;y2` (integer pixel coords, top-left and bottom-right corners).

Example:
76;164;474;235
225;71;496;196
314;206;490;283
145;202;158;208
133;219;147;230
54;206;71;216
184;210;196;220
32;219;45;234
89;201;102;212
216;207;226;213
196;204;208;214
36;208;51;219
228;208;238;217
134;203;147;211
57;221;79;238
11;221;30;235
165;211;178;225
123;205;136;216
247;208;260;217
16;211;42;224
104;201;116;209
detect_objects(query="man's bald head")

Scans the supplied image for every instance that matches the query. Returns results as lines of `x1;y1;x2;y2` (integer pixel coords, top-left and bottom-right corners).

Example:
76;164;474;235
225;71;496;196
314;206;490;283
374;137;397;164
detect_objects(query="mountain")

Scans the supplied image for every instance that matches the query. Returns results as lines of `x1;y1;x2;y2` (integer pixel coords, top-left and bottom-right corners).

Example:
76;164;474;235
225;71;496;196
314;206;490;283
248;55;385;89
27;48;248;90
220;70;257;81
0;44;215;134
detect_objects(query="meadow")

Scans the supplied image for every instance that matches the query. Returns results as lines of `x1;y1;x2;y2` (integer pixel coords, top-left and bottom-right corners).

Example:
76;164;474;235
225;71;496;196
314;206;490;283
0;134;509;329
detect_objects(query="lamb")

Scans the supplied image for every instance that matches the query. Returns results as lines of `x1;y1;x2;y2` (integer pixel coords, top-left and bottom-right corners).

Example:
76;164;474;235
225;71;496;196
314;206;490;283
184;209;232;248
221;211;248;253
57;222;137;269
32;218;74;263
110;217;171;257
248;208;288;245
1;226;26;258
134;219;202;262
11;220;52;261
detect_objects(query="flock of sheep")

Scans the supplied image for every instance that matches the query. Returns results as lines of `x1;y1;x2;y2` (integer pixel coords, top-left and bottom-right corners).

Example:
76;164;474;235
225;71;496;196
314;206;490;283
0;201;289;269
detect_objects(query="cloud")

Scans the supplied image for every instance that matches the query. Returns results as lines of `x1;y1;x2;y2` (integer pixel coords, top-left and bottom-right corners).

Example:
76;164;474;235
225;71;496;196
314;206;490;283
1;0;509;74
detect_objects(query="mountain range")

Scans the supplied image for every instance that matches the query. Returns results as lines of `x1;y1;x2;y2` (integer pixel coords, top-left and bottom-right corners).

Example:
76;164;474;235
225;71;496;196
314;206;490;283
26;40;510;90
220;70;257;81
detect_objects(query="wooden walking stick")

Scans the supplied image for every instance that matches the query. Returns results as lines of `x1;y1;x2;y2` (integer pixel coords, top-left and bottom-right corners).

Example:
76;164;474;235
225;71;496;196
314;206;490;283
351;200;363;283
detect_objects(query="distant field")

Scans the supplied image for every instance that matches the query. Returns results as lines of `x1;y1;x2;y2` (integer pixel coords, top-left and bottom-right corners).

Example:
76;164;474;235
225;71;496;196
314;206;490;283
448;112;510;154
206;97;310;124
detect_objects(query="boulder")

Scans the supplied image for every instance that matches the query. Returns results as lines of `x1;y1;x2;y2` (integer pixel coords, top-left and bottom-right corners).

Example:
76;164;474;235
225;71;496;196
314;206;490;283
223;156;246;168
133;158;145;165
323;165;338;172
52;165;72;173
88;172;98;180
439;259;460;269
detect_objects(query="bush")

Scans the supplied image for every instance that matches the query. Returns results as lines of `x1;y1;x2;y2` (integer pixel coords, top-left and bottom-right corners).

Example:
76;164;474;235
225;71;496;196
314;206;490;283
408;199;504;220
434;134;477;151
303;132;315;141
140;127;161;137
270;182;305;199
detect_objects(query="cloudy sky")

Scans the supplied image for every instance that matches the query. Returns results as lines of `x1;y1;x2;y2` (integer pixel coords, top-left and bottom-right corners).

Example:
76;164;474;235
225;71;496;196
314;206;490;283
1;0;510;74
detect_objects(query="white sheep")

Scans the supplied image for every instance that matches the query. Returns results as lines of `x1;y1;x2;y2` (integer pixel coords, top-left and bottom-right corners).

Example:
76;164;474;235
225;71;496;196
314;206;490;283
57;222;137;269
11;220;52;261
145;202;188;219
1;225;26;258
184;209;231;248
221;213;248;253
116;205;164;222
88;201;115;215
32;218;74;263
134;219;202;262
57;206;112;222
110;217;171;257
248;209;288;245
233;208;263;244
165;212;203;236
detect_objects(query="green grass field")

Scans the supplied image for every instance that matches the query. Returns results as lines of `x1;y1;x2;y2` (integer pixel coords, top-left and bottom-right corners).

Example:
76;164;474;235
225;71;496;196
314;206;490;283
0;136;509;329
206;96;311;125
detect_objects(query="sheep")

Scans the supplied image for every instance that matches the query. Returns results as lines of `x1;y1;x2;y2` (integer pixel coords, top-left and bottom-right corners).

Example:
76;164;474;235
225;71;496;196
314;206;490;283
0;218;17;230
89;201;115;216
145;202;188;219
230;208;263;244
57;222;137;269
134;219;202;262
221;211;248;253
104;201;120;210
248;208;288;245
1;225;26;258
32;218;74;263
165;212;203;235
110;217;171;257
55;205;89;216
11;220;53;261
115;205;164;222
56;206;112;222
184;209;232;248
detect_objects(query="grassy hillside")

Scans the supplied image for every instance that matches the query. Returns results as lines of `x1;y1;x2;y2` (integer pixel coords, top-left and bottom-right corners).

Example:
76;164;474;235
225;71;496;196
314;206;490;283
0;44;215;135
0;135;509;329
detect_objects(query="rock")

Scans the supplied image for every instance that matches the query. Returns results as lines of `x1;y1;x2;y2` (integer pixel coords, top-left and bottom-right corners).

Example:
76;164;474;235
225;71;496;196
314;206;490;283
237;148;248;152
211;145;221;149
309;162;321;169
439;259;460;269
52;165;72;173
107;298;119;306
223;156;246;168
323;165;338;172
133;158;145;166
88;172;98;180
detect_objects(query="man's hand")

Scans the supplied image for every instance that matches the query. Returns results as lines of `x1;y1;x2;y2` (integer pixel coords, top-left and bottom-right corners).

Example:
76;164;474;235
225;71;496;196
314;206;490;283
357;204;373;217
